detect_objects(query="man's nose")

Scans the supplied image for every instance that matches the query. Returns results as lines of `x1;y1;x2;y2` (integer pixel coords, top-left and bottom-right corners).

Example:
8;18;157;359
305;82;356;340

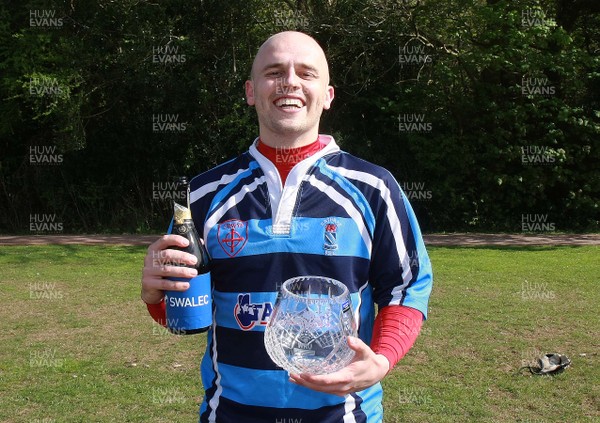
282;69;300;88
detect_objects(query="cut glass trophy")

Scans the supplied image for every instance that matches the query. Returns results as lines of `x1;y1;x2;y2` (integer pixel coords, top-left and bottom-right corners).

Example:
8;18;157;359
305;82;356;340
264;276;357;374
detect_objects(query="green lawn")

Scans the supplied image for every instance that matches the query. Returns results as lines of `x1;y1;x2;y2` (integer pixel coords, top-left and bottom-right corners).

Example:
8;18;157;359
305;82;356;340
0;245;598;422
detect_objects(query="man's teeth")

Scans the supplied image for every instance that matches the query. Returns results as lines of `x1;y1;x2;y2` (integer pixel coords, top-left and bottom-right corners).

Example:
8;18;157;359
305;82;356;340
275;98;303;108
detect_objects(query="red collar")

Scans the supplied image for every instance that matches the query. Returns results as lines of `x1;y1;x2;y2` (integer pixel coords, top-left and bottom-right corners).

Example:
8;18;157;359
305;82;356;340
257;137;327;184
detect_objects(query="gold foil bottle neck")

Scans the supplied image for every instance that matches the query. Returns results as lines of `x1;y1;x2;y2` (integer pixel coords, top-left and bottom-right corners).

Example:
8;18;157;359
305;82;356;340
173;202;192;224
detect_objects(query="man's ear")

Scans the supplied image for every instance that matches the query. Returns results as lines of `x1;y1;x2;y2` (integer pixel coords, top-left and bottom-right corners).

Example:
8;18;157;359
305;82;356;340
323;85;334;110
245;80;255;106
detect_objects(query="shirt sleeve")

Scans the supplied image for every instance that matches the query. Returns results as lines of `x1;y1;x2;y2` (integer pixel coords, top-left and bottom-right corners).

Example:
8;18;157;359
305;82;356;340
369;175;433;319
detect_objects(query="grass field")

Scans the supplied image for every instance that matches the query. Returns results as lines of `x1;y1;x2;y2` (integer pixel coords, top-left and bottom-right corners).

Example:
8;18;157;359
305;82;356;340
0;244;598;422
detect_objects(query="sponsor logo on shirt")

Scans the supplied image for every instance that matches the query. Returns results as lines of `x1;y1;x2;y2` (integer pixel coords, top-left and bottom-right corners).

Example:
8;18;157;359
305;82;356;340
217;219;248;257
234;293;273;330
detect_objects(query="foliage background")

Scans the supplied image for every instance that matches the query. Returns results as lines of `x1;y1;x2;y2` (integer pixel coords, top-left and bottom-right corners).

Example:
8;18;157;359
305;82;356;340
1;0;598;233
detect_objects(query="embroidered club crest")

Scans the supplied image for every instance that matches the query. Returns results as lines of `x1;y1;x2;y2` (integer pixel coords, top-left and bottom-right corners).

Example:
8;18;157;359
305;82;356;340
323;221;338;253
217;219;248;257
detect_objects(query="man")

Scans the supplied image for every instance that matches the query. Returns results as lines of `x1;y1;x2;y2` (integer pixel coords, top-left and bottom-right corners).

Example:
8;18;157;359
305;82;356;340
141;31;433;422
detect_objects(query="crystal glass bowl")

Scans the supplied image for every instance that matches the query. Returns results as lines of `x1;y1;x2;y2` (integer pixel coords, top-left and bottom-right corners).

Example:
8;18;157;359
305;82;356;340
264;276;357;374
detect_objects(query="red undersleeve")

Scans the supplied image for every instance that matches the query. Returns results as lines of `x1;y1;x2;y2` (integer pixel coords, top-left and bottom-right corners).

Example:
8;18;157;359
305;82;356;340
147;300;167;327
370;305;423;371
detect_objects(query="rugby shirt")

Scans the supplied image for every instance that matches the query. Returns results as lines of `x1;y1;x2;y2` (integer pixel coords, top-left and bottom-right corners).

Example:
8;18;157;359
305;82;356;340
181;135;432;422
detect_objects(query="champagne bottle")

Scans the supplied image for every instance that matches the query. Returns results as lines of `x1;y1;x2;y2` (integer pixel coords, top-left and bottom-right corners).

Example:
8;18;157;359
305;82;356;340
164;177;212;335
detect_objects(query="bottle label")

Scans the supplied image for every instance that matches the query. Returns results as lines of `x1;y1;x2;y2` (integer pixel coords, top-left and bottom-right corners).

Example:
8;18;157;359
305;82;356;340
165;273;212;332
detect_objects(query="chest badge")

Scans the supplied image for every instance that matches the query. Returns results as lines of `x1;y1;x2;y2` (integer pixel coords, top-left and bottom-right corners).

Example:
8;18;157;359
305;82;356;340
322;218;340;255
217;219;248;257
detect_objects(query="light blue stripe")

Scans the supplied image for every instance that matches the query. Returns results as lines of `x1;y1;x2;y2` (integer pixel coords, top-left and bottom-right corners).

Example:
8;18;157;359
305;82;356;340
215;363;345;409
318;160;376;237
207;217;370;259
355;383;384;421
214;291;364;333
214;291;277;332
166;218;173;234
356;286;375;343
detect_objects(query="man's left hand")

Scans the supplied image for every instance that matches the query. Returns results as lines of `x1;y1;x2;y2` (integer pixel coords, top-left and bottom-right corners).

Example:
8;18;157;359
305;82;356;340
288;336;390;396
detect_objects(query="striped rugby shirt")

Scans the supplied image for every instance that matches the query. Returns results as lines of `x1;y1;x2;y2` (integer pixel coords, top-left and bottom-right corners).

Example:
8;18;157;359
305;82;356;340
189;135;433;422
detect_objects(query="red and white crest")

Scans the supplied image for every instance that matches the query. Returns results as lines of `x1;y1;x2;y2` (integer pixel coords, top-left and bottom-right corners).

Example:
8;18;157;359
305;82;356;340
217;219;248;257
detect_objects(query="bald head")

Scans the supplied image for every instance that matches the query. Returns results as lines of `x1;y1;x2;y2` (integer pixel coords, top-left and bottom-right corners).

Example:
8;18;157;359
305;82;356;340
244;31;334;148
250;31;330;84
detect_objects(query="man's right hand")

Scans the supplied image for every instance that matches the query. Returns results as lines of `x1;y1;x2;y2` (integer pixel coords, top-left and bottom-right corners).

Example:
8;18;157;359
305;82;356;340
141;235;198;304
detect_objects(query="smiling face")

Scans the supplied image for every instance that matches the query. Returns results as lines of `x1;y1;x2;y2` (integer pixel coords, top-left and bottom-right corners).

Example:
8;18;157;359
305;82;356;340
245;32;334;148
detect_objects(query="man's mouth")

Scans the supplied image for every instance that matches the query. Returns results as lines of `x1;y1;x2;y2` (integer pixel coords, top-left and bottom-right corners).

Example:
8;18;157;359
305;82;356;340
274;97;305;109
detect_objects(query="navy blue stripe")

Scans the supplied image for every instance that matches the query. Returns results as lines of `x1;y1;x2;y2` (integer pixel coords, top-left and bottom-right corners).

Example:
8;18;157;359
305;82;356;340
190;152;254;188
368;199;403;307
351;392;368;422
295;174;352;220
215;326;279;370
205;170;270;222
210;253;370;294
389;186;419;307
316;161;376;237
190;153;271;228
200;395;351;423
